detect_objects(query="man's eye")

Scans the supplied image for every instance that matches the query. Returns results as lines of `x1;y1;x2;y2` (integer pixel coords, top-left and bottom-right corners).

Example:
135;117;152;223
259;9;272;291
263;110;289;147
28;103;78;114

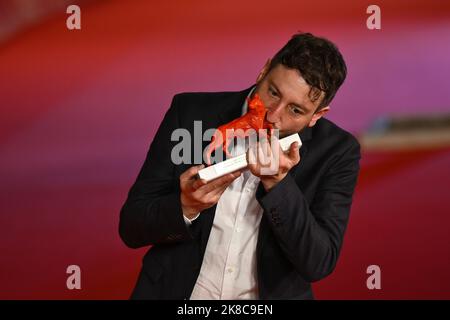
268;88;278;97
290;106;302;115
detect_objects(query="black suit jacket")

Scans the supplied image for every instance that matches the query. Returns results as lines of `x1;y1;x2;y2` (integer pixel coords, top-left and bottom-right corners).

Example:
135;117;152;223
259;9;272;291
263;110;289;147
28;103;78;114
119;86;361;299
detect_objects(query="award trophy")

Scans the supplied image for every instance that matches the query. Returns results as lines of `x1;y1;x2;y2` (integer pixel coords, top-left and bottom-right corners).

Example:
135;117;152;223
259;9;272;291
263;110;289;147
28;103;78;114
198;94;302;182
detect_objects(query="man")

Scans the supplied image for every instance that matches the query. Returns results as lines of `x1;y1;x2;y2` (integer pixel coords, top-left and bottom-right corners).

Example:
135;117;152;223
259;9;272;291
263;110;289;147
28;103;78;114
119;33;361;299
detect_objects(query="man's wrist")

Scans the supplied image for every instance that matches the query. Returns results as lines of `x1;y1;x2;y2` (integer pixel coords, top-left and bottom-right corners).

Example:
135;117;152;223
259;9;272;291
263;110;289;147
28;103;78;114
180;192;197;218
181;201;200;220
183;211;200;225
260;172;287;191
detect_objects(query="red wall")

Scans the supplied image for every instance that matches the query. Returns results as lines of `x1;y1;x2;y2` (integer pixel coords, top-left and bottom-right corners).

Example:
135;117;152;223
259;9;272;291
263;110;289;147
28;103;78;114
0;0;449;299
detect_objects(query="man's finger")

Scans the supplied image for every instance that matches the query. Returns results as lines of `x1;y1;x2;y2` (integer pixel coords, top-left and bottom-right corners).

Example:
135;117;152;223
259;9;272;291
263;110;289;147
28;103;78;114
258;129;268;140
192;178;207;190
287;142;300;162
198;171;240;194
205;171;241;199
180;164;204;181
271;135;280;150
258;141;271;166
247;144;257;166
209;183;231;197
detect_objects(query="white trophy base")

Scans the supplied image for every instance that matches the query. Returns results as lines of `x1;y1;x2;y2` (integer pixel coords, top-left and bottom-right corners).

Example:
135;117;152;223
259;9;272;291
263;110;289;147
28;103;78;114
197;133;302;182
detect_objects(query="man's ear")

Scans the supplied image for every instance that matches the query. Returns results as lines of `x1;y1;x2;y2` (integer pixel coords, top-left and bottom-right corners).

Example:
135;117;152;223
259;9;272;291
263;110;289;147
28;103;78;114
256;59;271;83
308;106;330;127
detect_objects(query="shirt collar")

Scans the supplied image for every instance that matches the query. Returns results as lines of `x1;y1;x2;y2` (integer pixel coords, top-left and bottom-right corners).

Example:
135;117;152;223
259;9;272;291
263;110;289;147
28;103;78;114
241;86;256;115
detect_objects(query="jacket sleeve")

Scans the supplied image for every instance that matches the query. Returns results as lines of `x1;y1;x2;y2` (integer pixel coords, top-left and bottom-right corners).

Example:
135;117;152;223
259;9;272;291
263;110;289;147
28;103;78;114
256;139;361;282
119;94;194;249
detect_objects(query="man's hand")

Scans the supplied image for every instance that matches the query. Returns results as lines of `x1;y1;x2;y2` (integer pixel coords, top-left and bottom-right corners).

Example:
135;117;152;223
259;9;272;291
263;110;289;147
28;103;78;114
180;165;241;219
247;137;300;191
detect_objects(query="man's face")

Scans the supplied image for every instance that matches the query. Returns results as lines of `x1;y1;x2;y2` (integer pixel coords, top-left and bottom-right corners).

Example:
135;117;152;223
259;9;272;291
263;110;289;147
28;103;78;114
254;63;330;137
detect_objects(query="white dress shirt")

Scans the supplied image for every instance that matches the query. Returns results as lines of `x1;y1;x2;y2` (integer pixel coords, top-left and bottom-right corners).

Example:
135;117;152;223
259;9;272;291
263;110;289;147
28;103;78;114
187;88;264;299
189;169;263;300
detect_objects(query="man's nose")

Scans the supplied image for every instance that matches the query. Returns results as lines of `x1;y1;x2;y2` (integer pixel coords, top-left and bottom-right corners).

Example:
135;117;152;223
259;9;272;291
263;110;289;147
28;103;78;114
266;102;283;124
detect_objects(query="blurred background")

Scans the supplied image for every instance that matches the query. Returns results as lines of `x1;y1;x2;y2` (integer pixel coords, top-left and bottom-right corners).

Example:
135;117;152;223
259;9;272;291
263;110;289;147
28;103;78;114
0;0;449;299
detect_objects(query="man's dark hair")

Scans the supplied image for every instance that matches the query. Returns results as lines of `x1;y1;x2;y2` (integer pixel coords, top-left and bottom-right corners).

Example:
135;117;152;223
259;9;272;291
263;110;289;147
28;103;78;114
270;32;347;110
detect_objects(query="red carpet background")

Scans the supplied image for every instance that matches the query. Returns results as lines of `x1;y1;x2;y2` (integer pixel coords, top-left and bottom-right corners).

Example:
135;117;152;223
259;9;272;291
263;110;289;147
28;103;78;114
0;0;449;299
